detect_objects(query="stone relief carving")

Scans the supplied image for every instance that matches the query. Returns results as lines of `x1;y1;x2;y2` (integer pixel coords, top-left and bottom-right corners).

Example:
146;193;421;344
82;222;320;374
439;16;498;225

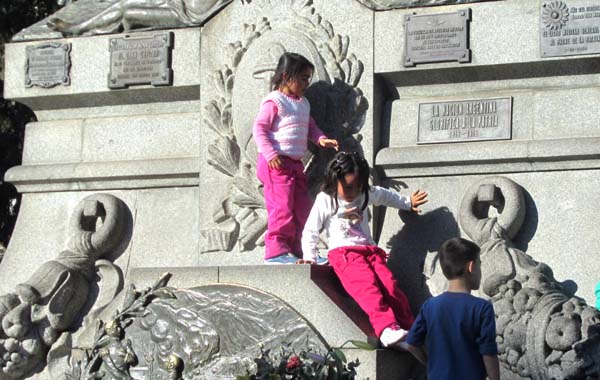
201;0;368;253
439;176;600;380
11;0;232;40
0;193;127;380
46;0;232;36
68;273;327;380
356;0;495;10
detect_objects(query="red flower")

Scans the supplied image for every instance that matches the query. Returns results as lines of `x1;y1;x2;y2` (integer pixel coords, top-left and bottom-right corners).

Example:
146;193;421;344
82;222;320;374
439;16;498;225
286;355;301;370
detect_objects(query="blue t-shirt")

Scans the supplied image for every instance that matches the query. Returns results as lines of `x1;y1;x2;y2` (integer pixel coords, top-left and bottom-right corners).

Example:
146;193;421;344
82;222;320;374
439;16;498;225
406;292;498;380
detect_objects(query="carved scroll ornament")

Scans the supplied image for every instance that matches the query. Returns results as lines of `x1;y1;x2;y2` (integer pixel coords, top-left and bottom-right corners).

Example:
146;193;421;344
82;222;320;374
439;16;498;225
458;176;600;380
0;193;127;380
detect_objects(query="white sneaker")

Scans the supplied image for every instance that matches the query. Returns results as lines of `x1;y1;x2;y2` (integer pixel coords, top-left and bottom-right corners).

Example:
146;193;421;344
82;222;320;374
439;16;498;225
379;325;408;348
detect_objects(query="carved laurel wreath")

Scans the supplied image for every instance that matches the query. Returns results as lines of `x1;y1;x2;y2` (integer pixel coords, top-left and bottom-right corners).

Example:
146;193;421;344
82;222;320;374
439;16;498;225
201;0;366;253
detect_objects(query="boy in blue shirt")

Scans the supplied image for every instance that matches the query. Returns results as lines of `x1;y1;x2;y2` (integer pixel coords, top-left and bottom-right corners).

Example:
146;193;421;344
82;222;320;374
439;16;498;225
405;237;500;380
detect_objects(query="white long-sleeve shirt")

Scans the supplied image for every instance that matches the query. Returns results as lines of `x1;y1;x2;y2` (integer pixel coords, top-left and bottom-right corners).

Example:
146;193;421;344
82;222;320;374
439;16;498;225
301;186;412;262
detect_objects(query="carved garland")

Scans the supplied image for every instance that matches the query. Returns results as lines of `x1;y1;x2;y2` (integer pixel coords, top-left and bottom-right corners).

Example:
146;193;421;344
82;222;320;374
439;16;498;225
200;0;365;253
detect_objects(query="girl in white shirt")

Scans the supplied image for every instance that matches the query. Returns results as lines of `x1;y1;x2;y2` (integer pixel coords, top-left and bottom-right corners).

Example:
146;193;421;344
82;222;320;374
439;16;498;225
301;151;428;348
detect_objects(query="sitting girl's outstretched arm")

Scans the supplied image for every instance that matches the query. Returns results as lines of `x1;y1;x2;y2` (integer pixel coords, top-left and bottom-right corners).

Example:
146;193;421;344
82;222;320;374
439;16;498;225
301;193;330;263
370;186;428;212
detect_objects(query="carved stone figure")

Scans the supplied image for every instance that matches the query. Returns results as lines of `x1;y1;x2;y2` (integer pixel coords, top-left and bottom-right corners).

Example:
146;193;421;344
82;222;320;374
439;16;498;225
98;320;137;380
356;0;493;10
458;176;600;380
0;193;127;380
47;0;232;36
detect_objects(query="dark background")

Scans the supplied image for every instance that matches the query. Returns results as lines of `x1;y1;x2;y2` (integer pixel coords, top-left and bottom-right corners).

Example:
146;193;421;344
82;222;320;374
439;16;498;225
0;0;62;254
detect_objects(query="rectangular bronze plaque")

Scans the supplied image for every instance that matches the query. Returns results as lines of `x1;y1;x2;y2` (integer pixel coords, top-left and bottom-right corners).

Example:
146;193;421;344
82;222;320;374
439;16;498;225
108;32;173;89
25;42;71;88
417;97;512;144
403;9;471;67
541;1;600;57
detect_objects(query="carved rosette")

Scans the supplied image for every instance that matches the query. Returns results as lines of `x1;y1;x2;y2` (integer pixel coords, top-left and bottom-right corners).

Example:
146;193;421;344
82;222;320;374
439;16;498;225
542;1;570;30
201;0;367;253
458;176;600;380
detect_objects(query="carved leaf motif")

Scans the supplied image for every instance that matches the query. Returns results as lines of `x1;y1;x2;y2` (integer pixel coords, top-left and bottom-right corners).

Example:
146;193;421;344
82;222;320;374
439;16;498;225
151;272;172;290
221;103;232;130
224;73;235;97
230;163;263;208
347;54;363;87
204;101;224;136
321;20;334;39
121;284;138;311
151;288;176;300
321;44;342;82
207;137;240;177
213;70;225;95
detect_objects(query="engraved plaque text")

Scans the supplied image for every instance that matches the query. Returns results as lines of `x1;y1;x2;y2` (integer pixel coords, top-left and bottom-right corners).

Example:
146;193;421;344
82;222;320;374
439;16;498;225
541;0;600;57
404;9;471;67
417;97;512;144
25;43;71;88
109;32;173;89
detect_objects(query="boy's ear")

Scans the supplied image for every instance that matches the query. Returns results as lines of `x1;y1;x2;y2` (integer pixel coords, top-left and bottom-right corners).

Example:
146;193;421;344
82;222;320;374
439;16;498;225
467;260;474;274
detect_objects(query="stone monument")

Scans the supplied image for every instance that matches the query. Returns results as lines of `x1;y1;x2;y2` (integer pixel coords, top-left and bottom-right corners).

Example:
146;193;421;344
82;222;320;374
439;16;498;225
2;0;600;379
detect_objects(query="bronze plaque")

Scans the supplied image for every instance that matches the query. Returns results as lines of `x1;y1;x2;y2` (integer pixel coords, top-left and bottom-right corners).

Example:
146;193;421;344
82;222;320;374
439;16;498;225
417;97;512;144
403;9;471;67
540;0;600;57
25;42;71;88
108;32;173;89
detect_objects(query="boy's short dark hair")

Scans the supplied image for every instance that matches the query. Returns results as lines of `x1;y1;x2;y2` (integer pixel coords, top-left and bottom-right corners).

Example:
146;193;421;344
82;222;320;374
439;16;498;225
439;237;481;280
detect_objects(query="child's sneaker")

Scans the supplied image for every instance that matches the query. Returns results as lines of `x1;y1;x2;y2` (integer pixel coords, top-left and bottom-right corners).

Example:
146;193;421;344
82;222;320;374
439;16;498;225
315;256;329;265
379;323;408;348
264;253;300;265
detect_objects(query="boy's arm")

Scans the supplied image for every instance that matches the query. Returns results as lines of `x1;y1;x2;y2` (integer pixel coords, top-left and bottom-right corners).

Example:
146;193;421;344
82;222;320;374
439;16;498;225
406;344;427;366
482;355;500;380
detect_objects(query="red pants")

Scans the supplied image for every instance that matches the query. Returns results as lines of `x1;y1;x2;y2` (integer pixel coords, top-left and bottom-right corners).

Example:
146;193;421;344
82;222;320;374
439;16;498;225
256;154;312;259
328;245;414;337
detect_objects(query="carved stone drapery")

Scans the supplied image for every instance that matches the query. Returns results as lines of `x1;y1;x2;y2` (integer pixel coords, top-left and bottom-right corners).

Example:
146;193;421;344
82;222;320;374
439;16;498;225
356;0;496;10
458;176;600;380
0;193;127;380
46;0;233;37
200;0;368;253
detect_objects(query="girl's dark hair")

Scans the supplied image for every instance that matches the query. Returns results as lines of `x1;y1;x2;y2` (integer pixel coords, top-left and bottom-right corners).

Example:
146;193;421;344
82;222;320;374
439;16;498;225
438;237;481;279
271;52;315;91
321;151;370;212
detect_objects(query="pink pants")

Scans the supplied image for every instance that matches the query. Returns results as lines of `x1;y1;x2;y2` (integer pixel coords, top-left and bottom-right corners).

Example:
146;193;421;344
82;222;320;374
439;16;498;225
256;154;312;259
328;245;414;337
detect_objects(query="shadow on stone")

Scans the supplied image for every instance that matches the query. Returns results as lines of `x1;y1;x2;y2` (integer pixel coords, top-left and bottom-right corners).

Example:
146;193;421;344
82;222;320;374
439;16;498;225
385;206;459;314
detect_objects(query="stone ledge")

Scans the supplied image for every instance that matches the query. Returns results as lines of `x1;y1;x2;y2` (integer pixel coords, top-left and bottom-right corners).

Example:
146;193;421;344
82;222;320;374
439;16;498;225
4;157;199;192
376;137;600;178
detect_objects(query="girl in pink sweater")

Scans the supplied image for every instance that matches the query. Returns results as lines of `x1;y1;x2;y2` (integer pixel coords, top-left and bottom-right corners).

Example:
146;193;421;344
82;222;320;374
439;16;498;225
253;52;338;264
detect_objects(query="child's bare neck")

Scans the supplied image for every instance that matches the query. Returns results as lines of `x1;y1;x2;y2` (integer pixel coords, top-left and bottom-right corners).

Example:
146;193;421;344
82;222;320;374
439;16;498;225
447;278;472;294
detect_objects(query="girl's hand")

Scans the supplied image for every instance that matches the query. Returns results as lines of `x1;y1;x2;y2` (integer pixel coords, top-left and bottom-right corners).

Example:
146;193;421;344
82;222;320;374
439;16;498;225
410;189;428;213
319;138;339;151
268;155;283;169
